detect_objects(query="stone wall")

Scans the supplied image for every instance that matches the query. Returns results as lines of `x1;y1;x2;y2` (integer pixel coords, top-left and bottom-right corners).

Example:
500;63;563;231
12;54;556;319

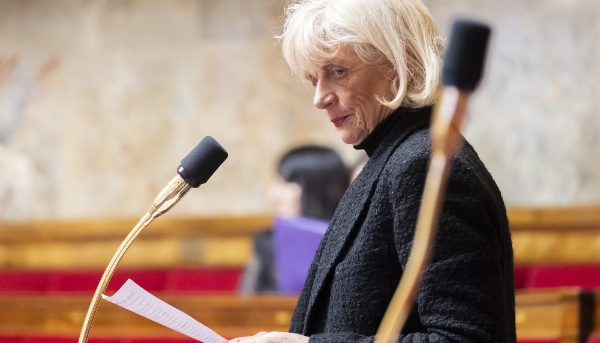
0;0;598;221
428;0;600;206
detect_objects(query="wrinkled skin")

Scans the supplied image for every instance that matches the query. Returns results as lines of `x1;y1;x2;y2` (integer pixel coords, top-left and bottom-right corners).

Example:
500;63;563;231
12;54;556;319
310;45;395;145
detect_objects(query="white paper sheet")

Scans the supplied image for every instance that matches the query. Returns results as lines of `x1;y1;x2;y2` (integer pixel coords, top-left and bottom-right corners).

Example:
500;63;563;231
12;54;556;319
102;279;228;343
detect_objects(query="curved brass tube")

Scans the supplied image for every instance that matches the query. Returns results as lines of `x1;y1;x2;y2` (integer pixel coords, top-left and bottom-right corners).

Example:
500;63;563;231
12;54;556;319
78;175;192;343
375;89;469;343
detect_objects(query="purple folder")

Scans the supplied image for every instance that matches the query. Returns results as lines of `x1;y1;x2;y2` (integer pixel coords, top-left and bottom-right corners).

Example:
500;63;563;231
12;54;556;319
273;216;328;295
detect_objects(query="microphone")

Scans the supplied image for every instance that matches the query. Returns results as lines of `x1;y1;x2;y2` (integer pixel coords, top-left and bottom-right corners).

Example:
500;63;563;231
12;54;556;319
178;136;229;188
375;19;491;343
150;136;228;218
434;19;491;158
443;19;491;91
78;136;228;343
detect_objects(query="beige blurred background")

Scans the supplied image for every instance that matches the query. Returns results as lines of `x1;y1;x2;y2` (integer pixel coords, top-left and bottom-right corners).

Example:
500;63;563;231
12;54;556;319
0;0;599;222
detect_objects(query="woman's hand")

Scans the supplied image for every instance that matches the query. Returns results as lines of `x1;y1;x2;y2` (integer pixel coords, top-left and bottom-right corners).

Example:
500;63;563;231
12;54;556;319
229;331;309;343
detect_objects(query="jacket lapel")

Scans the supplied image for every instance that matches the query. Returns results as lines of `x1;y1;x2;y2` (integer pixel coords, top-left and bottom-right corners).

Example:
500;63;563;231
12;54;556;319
302;107;432;332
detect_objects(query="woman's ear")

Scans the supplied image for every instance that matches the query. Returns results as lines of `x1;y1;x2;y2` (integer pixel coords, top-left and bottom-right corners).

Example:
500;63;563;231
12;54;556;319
382;62;399;99
374;58;396;80
387;66;398;86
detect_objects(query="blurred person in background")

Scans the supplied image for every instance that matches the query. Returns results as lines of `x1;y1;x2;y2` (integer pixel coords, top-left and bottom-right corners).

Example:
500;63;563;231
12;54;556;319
240;145;349;294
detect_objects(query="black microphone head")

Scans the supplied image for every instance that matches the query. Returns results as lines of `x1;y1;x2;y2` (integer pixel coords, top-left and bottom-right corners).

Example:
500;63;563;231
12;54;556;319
178;136;228;188
442;19;492;91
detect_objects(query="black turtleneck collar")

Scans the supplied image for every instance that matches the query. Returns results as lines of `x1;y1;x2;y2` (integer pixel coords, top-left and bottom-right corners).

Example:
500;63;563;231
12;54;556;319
354;107;432;157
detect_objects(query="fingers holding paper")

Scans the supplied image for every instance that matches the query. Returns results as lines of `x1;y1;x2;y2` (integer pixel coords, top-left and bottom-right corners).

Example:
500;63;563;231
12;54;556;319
229;332;309;343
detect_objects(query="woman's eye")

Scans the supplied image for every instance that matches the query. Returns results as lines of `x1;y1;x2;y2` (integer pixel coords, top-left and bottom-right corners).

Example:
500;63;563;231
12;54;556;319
332;69;346;77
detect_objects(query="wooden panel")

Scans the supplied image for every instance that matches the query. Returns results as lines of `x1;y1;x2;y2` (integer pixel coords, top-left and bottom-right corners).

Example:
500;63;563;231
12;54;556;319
0;216;273;243
508;206;600;264
512;231;600;264
0;290;588;342
515;289;583;343
508;207;600;232
2;207;599;242
0;295;297;339
0;216;270;270
4;207;600;268
0;238;252;269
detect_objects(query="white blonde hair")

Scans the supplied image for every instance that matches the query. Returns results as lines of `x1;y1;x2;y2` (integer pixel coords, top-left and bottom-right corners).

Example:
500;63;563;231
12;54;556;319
278;0;444;109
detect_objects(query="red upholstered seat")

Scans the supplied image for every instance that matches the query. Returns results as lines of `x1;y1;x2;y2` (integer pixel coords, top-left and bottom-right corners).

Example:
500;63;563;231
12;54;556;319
107;270;167;293
165;267;242;293
9;338;203;343
587;333;600;343
0;268;241;294
124;338;197;343
47;270;167;293
514;265;531;289
526;264;600;290
47;270;102;293
0;271;49;293
9;338;561;343
20;337;122;343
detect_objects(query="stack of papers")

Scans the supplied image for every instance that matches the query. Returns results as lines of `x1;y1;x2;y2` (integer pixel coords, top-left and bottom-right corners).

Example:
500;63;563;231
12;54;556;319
102;279;228;343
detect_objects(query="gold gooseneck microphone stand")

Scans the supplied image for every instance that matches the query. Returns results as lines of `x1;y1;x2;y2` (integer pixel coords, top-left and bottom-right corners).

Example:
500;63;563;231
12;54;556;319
77;136;228;343
77;175;191;343
375;19;492;343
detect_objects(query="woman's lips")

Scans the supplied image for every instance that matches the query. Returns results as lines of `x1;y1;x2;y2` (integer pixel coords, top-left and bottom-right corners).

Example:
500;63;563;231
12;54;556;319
331;115;350;128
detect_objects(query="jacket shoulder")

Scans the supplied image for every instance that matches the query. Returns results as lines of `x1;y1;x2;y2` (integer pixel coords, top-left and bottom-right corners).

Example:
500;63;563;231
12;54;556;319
381;128;432;183
380;127;506;217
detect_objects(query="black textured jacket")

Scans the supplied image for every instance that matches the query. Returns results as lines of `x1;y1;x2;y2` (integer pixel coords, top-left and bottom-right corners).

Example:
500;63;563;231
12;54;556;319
289;107;516;343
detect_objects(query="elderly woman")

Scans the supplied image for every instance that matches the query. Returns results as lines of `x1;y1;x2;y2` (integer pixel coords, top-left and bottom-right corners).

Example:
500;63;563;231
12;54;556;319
232;0;515;342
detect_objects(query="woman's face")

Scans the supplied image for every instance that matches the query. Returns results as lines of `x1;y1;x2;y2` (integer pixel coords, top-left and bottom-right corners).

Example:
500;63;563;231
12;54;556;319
310;46;395;145
267;177;302;218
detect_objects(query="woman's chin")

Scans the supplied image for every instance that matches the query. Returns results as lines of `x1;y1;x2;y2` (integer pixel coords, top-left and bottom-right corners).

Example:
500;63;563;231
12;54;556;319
338;130;363;146
336;118;368;145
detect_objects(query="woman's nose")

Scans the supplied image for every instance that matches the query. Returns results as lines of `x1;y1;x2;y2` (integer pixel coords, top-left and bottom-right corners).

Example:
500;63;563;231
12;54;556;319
313;81;336;109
